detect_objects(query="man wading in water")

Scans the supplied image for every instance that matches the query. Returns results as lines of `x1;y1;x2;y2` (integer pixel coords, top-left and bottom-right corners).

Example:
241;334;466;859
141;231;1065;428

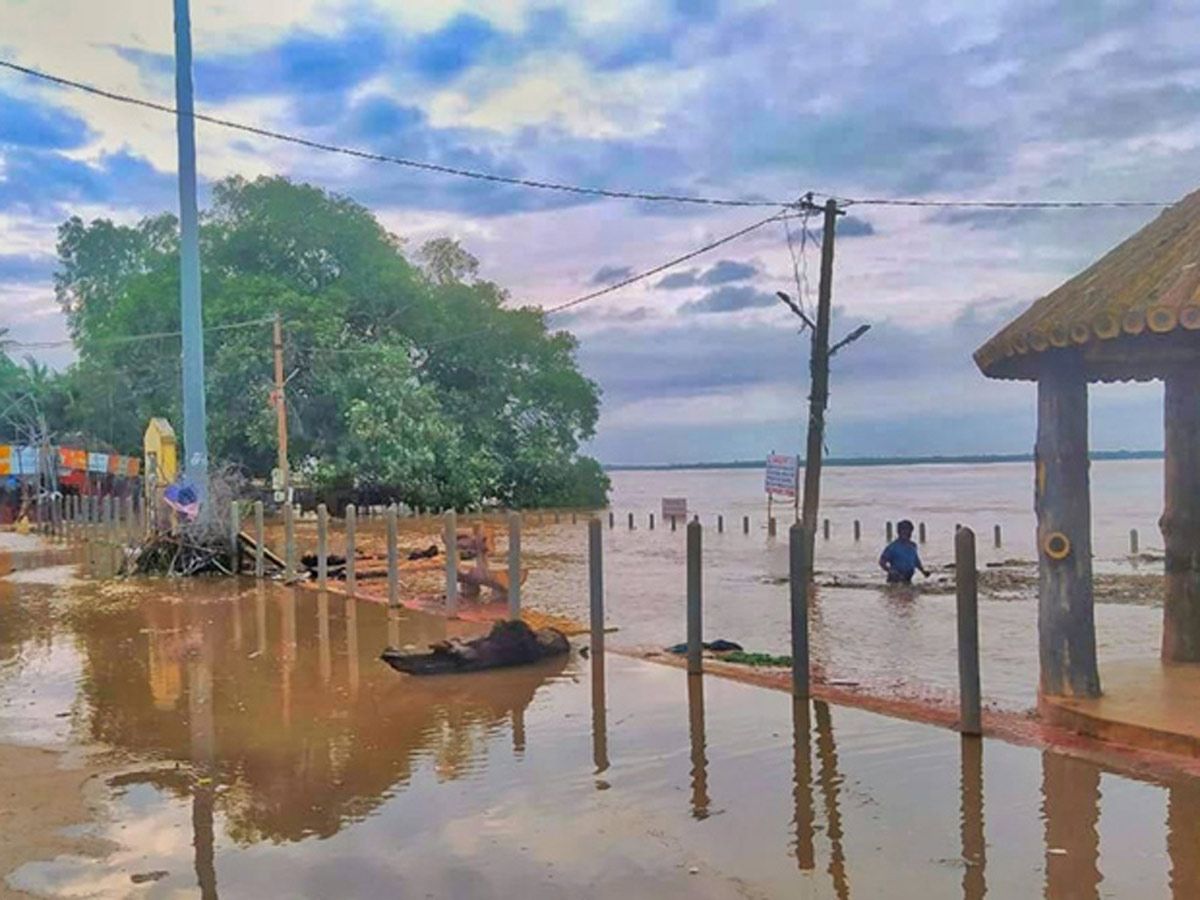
879;520;929;584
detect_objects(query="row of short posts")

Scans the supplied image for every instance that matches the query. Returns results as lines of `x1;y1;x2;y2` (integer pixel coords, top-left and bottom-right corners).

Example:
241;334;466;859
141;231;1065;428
55;493;146;574
599;512;1007;548
300;501;521;620
585;515;983;736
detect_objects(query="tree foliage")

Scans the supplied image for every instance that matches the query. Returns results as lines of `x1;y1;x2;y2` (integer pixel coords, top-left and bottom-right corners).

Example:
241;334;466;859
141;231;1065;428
29;176;610;508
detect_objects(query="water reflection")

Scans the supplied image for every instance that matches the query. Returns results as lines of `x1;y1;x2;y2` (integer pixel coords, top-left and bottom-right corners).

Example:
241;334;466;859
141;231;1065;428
7;572;1200;899
814;700;850;900
960;736;986;900
791;698;815;871
687;673;710;820
1041;750;1102;899
1167;780;1200;899
64;583;567;857
187;611;218;900
590;642;609;781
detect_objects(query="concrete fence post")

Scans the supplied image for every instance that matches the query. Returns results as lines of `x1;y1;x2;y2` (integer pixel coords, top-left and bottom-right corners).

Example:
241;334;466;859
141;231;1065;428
918;522;927;544
743;515;750;535
887;521;894;542
853;519;861;542
718;514;724;534
628;511;634;530
768;517;777;538
993;524;1002;549
387;504;399;608
589;518;604;655
444;510;457;616
687;520;703;675
508;512;522;621
671;515;677;532
229;499;241;574
956;527;982;736
316;503;329;590
284;503;297;581
253;501;265;578
1130;528;1139;555
822;518;831;541
609;511;614;529
345;504;357;596
790;522;810;698
649;512;655;530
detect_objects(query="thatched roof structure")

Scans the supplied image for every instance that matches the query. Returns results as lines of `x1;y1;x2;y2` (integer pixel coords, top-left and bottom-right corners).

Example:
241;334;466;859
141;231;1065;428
975;188;1200;382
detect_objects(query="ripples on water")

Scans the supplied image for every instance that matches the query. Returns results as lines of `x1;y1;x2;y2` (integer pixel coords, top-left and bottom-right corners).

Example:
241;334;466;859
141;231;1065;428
0;570;1196;899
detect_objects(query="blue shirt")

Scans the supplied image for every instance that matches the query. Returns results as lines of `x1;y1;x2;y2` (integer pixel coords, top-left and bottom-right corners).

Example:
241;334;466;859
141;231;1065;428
881;539;922;578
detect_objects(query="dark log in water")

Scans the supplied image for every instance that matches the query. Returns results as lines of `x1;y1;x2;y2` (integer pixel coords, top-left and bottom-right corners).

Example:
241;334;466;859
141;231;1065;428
380;620;570;676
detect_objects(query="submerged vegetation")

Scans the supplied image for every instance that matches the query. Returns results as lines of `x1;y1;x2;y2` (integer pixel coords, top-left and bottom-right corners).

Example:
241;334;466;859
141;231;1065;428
3;176;609;509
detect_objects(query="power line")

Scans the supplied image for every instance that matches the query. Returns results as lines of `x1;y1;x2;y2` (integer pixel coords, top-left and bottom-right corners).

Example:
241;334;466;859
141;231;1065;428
298;209;791;358
0;59;1176;213
0;58;791;211
544;210;787;315
1;316;273;351
840;196;1170;209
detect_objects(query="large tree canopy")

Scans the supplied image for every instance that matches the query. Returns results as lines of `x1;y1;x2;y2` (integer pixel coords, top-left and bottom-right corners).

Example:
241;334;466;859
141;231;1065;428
36;175;608;509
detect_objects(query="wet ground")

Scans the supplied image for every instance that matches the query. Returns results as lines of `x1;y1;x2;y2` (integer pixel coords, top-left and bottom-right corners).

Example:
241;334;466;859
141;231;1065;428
3;538;1200;899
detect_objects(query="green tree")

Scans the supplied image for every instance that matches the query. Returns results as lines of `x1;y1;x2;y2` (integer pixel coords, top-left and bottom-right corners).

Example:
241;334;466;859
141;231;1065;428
47;175;608;509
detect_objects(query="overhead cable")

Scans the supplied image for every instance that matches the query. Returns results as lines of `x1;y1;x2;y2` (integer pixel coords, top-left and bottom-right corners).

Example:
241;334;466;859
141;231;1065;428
0;59;1175;212
1;316;272;350
0;58;790;211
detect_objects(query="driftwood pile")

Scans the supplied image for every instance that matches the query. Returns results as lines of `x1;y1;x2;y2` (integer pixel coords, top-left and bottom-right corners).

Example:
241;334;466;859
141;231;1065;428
124;467;244;577
127;534;237;577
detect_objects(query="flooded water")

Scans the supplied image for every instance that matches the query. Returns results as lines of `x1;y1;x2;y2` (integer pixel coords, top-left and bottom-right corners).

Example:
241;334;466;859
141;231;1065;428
285;459;1166;712
1;553;1198;899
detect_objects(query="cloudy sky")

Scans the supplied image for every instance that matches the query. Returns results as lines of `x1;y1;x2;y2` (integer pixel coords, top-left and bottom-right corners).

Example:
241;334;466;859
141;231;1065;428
1;0;1195;464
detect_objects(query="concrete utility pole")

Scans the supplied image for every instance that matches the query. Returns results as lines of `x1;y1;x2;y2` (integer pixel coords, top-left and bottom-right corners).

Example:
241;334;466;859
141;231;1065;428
800;198;839;564
778;196;870;571
173;0;209;502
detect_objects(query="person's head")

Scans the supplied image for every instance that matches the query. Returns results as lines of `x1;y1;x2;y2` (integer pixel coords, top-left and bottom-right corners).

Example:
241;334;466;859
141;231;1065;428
897;519;914;539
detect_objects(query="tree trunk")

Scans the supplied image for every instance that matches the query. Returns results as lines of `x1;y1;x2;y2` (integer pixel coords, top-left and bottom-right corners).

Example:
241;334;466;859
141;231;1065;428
1035;359;1100;697
1162;371;1200;662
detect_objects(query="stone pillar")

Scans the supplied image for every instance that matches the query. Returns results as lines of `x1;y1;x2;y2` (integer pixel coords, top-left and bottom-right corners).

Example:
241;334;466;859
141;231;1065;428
1035;360;1100;697
1162;371;1200;662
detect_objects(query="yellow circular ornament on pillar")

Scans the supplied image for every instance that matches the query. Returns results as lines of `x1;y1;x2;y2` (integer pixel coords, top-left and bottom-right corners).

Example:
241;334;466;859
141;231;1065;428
1044;532;1071;560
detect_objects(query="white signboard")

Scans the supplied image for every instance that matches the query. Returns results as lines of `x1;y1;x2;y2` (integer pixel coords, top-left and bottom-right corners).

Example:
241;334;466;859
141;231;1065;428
661;497;688;520
87;452;110;474
765;454;799;498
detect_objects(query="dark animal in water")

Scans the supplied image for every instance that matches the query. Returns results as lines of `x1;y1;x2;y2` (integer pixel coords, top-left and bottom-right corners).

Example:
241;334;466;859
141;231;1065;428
408;544;439;560
380;620;570;676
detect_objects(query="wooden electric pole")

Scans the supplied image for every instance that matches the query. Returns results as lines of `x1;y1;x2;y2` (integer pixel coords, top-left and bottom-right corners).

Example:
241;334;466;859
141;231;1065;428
778;196;870;573
272;312;290;505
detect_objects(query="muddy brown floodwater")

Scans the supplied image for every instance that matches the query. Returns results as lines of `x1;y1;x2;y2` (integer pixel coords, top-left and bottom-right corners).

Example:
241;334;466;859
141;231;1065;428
2;537;1200;899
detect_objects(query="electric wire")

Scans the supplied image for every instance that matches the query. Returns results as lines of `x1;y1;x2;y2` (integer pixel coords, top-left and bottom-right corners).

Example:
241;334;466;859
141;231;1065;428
0;59;1176;212
0;58;792;211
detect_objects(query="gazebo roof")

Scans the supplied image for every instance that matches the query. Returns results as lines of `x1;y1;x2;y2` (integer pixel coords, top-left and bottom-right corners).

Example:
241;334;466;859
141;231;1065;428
975;187;1200;382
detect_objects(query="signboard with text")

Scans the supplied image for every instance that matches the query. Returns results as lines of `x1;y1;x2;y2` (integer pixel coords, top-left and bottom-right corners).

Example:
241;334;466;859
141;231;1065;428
765;453;799;498
661;497;688;520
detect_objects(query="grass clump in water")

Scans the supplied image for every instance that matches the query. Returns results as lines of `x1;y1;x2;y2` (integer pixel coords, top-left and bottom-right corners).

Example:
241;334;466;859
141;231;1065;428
720;650;792;667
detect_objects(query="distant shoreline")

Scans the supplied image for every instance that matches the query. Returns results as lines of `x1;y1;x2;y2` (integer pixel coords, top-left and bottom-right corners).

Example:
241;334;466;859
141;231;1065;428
604;450;1162;472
